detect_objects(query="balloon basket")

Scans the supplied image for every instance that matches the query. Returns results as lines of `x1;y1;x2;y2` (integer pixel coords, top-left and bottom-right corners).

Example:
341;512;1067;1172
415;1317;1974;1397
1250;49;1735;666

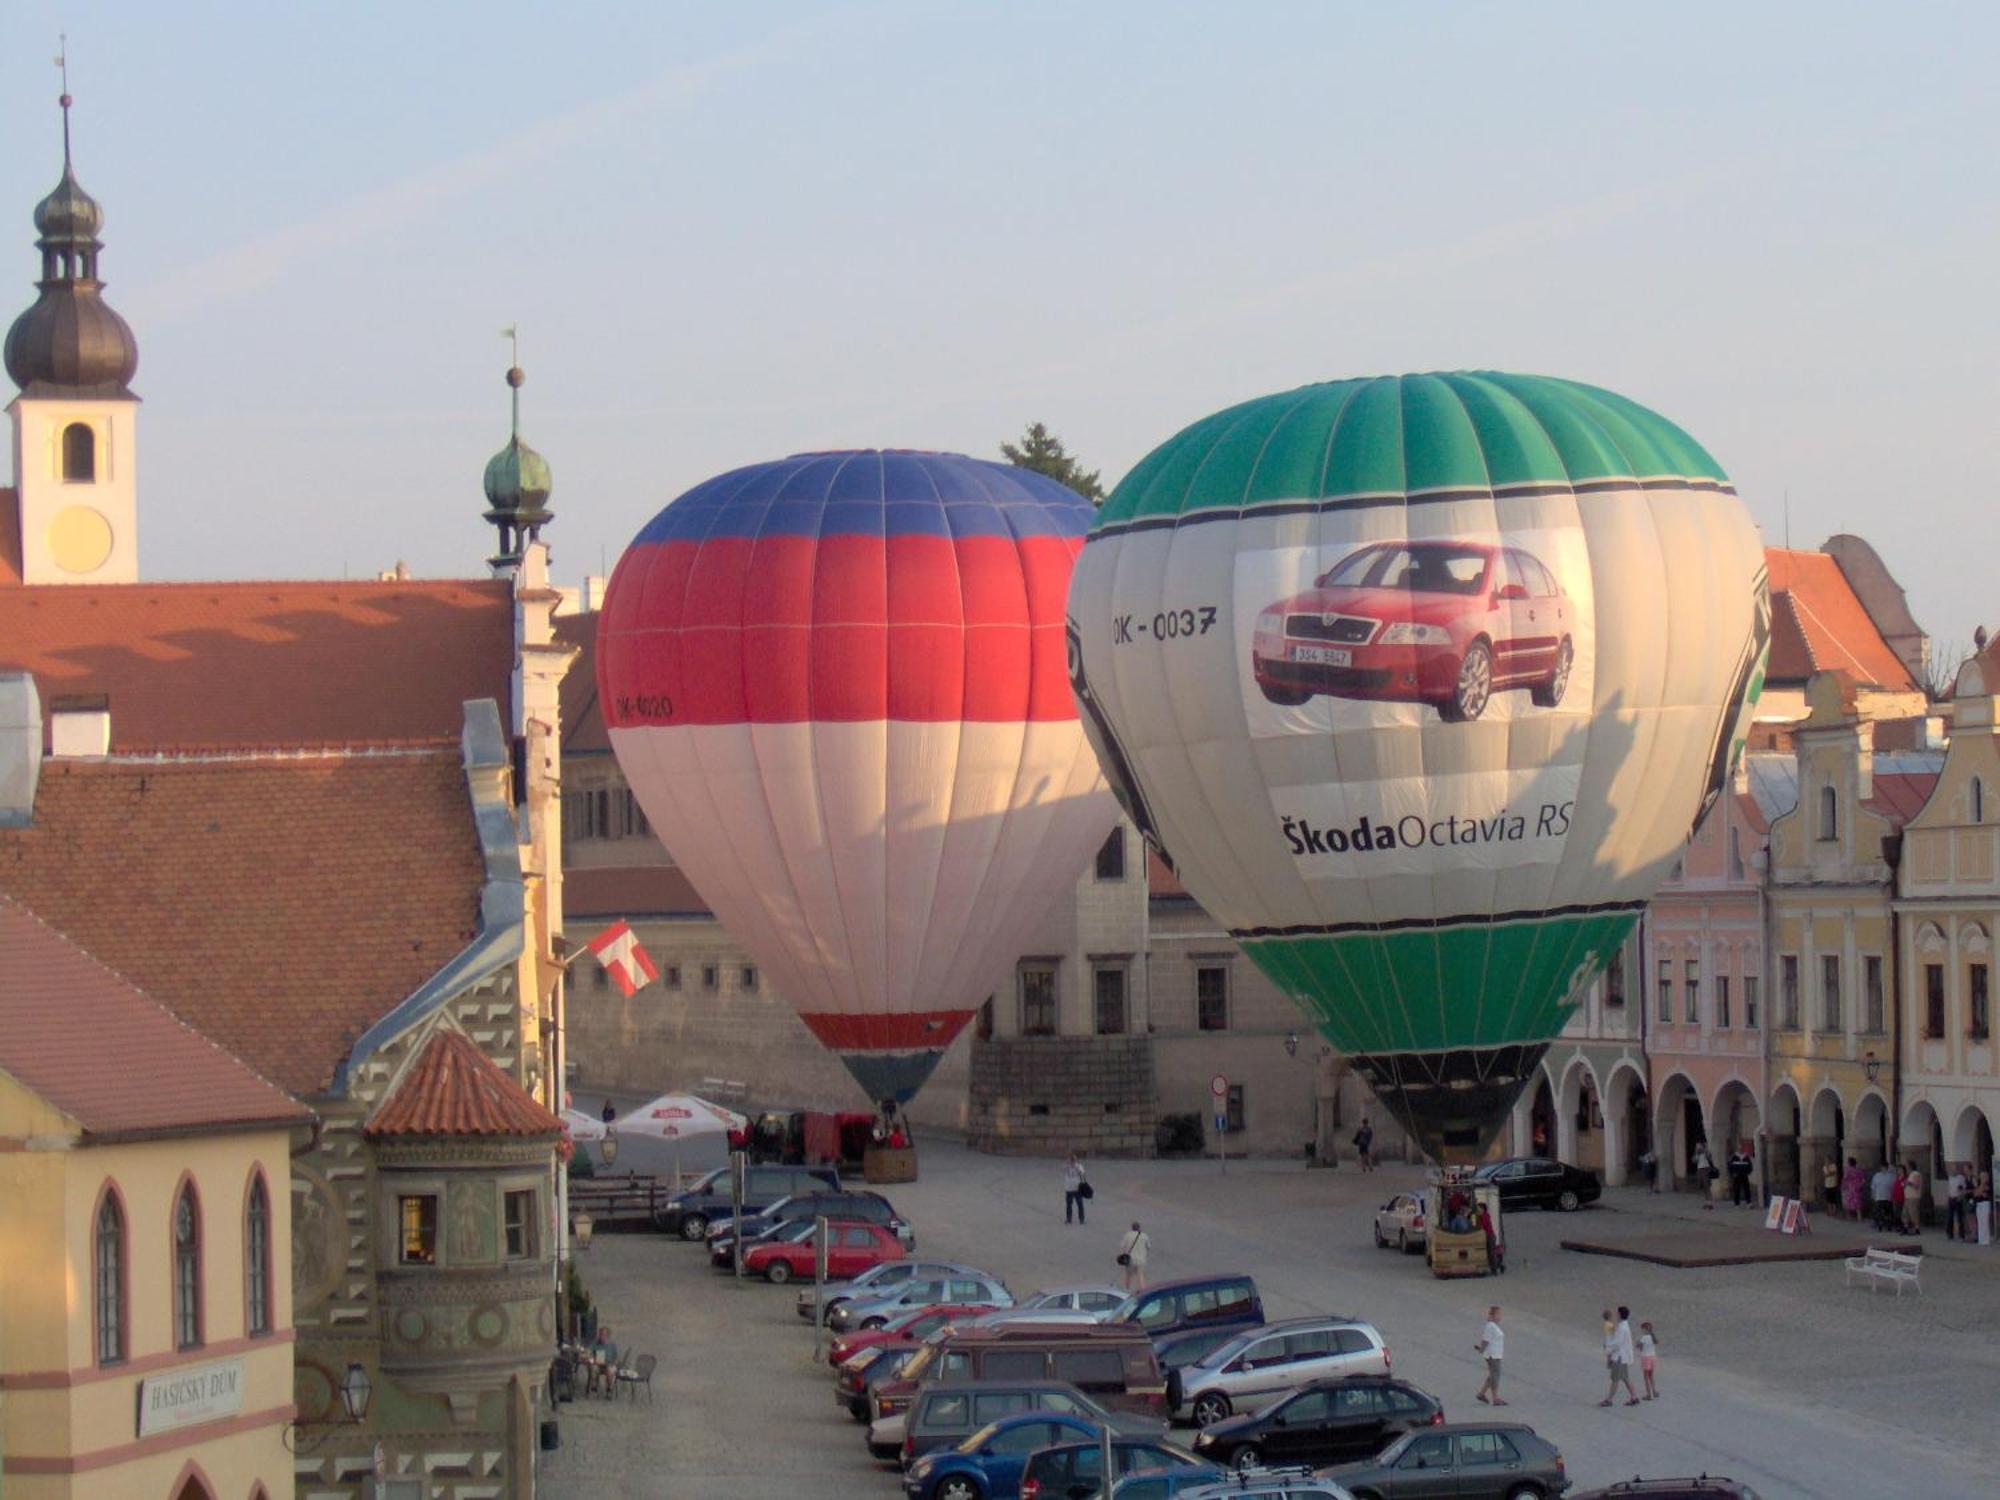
863;1144;918;1184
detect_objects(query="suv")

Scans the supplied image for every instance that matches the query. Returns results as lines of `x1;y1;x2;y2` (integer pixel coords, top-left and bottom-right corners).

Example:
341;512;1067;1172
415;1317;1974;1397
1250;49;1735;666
1108;1276;1263;1345
661;1163;839;1239
887;1379;1166;1466
1174;1319;1391;1427
1189;1376;1441;1471
1570;1482;1760;1500
875;1325;1168;1425
1324;1424;1568;1500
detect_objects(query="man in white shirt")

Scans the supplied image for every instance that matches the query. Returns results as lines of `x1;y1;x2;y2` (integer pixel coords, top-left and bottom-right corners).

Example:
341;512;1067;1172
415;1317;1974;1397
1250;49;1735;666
1118;1222;1150;1290
1600;1305;1640;1406
1474;1306;1507;1405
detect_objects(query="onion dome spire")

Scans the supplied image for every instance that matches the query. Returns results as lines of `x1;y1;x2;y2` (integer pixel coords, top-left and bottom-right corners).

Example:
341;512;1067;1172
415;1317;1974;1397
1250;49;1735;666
483;327;554;571
4;48;140;399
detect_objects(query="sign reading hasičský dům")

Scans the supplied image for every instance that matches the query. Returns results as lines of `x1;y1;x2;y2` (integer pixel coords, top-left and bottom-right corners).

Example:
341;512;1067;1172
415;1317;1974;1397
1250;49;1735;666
137;1355;244;1437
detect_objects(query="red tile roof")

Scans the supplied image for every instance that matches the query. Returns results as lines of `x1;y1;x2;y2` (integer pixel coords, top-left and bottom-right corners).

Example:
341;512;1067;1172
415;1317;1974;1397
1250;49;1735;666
1864;771;1940;826
0;753;484;1095
557;611;609;755
0;898;310;1139
1146;848;1191;900
0;489;20;587
364;1026;561;1138
1765;549;1917;692
565;864;712;919
0;578;513;750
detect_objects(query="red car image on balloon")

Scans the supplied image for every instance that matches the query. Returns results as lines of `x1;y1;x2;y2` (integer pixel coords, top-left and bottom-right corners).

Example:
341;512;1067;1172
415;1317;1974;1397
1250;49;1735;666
1250;539;1573;721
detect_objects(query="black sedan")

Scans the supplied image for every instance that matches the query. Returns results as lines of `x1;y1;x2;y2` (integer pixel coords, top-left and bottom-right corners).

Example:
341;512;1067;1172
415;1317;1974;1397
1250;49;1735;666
1188;1376;1443;1472
1473;1157;1601;1212
1325;1423;1568;1499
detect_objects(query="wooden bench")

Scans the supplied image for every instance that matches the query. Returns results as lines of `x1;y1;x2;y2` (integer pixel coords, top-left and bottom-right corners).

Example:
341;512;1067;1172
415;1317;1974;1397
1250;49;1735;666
1844;1246;1923;1295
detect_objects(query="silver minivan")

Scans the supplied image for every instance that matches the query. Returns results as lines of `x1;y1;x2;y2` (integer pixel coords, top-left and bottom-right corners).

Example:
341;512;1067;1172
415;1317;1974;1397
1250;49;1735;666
1173;1318;1389;1427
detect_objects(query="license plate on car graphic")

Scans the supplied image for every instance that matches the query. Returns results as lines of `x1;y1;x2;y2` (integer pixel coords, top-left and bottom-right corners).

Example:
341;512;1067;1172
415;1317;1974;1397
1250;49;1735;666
1294;645;1351;666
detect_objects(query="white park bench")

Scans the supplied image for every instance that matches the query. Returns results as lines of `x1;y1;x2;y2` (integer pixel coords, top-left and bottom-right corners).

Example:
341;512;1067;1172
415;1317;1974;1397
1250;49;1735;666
1844;1246;1923;1295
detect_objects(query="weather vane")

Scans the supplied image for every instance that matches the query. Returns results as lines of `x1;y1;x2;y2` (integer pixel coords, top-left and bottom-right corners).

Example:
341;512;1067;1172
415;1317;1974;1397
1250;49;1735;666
56;32;73;164
501;324;520;368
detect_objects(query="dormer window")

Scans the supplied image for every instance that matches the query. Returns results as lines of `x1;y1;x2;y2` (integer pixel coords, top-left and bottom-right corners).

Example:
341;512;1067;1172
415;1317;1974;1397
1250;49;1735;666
61;421;95;482
1817;784;1838;842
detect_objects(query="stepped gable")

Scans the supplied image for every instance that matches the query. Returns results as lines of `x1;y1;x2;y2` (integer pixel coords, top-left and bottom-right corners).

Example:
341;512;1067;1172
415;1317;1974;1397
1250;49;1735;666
365;1025;561;1138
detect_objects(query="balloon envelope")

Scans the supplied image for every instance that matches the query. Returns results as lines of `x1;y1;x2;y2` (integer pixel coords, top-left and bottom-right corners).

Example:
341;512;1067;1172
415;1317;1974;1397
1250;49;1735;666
1067;373;1768;1160
599;451;1117;1104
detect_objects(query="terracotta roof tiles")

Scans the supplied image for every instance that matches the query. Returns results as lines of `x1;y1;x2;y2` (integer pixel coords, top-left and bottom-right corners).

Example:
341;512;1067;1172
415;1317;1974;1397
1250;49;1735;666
0;753;484;1095
557;611;609;755
1764;548;1916;692
0;897;310;1139
0;578;513;750
365;1026;561;1138
564;864;712;919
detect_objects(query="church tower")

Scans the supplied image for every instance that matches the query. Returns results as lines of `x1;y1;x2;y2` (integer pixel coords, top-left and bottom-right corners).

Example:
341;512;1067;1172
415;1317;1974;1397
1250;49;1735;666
5;75;141;584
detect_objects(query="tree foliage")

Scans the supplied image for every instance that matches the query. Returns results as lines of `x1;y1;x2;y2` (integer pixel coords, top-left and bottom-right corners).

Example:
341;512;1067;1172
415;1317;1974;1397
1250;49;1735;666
1001;422;1106;504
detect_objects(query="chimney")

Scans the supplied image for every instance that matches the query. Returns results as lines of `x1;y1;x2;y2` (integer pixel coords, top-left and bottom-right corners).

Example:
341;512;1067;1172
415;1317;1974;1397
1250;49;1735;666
48;694;111;758
0;673;44;827
581;574;609;613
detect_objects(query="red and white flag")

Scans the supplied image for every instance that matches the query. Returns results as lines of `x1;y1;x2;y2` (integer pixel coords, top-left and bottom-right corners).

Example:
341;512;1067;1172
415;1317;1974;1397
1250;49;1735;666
582;920;659;996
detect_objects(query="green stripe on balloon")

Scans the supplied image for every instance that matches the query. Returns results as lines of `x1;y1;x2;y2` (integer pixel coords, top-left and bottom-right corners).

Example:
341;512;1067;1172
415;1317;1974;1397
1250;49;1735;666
1240;910;1640;1054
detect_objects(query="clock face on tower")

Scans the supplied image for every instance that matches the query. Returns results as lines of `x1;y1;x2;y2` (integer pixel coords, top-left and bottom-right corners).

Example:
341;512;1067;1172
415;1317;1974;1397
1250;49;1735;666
46;503;114;573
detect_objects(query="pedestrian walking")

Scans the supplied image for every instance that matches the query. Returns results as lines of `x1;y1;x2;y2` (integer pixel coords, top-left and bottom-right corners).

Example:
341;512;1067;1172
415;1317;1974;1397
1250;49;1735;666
1841;1157;1866;1221
1353;1116;1376;1172
1474;1306;1507;1405
1638;1321;1660;1399
1640;1147;1659;1193
1822;1156;1841;1217
1117;1221;1150;1290
1475;1201;1504;1274
1063;1152;1090;1225
600;1097;618;1126
1878;1162;1902;1232
1728;1141;1754;1207
1902;1163;1924;1235
1975;1171;1993;1245
1693;1143;1716;1209
1600;1306;1640;1407
1946;1163;1967;1240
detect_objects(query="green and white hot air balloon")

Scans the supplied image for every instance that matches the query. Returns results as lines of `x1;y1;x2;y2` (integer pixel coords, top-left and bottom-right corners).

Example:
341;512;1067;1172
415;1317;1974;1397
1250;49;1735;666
1067;373;1768;1161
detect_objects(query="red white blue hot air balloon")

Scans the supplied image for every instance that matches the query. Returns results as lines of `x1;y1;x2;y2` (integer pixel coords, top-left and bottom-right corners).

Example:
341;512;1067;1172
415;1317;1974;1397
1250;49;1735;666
598;451;1117;1104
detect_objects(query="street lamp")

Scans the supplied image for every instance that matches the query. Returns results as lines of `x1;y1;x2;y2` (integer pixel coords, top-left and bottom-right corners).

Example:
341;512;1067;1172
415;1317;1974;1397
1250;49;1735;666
599;1125;620;1168
338;1362;373;1424
1863;1051;1882;1085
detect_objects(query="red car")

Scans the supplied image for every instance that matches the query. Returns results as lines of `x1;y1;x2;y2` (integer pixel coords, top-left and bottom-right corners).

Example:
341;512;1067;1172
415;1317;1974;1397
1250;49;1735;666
1251;539;1573;722
828;1303;989;1366
744;1219;907;1284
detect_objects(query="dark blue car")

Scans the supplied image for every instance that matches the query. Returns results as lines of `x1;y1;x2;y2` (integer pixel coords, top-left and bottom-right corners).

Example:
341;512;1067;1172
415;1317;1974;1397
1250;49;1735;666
903;1413;1106;1500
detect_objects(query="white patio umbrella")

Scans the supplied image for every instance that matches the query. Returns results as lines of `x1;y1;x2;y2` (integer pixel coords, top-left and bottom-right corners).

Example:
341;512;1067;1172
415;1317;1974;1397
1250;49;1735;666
622;1094;750;1185
561;1108;607;1143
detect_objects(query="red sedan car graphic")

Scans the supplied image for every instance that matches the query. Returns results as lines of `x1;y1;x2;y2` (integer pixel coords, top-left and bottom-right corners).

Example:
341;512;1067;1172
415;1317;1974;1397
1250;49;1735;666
1251;539;1573;721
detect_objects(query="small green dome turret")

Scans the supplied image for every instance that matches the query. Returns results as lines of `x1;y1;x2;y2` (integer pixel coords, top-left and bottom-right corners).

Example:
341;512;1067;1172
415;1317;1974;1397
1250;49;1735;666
483;362;554;570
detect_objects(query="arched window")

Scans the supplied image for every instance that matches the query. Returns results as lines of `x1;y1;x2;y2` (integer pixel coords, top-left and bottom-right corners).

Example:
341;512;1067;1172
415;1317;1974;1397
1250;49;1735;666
245;1173;272;1337
94;1188;126;1364
173;1181;203;1350
61;422;95;482
1818;784;1838;841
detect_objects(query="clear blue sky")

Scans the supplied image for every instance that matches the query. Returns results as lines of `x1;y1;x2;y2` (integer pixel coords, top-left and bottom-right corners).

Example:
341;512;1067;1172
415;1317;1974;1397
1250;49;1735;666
4;3;1995;655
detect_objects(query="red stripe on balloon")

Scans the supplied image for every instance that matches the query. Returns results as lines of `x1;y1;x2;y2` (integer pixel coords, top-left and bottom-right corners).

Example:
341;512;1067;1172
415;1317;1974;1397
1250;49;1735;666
599;534;1081;726
796;1010;976;1052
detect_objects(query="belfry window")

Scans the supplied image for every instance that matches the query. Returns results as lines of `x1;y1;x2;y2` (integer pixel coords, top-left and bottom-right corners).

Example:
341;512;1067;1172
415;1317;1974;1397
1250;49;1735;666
61;422;95;482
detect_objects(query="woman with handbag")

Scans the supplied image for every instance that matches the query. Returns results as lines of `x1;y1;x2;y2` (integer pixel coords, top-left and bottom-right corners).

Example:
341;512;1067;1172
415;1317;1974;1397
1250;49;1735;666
1064;1152;1092;1224
1117;1221;1150;1290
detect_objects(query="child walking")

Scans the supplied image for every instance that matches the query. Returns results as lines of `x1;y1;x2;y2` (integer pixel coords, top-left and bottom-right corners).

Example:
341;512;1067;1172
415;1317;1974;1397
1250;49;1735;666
1638;1321;1660;1399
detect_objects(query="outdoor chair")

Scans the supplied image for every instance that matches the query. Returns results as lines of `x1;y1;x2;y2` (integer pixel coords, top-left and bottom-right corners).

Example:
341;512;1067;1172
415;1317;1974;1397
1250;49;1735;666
617;1352;657;1404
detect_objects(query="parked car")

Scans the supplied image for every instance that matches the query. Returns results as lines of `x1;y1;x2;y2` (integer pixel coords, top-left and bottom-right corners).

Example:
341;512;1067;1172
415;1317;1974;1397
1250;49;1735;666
1153;1327;1240;1388
1472;1158;1602;1212
660;1163;840;1239
1166;1469;1358;1500
1173;1318;1391;1427
743;1220;905;1284
875;1325;1169;1427
831;1271;1013;1332
1324;1423;1568;1500
1248;538;1573;721
1569;1481;1761;1500
903;1412;1108;1500
710;1214;818;1268
1018;1437;1217;1500
876;1379;1166;1467
800;1259;973;1323
832;1304;996;1367
1189;1376;1443;1471
1015;1285;1129;1317
707;1188;911;1260
1106;1275;1263;1345
1371;1193;1427;1252
837;1344;921;1422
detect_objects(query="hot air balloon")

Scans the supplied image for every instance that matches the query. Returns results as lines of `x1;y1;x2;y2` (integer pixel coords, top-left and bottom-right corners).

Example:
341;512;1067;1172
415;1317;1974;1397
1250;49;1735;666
1067;373;1769;1161
598;450;1118;1105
